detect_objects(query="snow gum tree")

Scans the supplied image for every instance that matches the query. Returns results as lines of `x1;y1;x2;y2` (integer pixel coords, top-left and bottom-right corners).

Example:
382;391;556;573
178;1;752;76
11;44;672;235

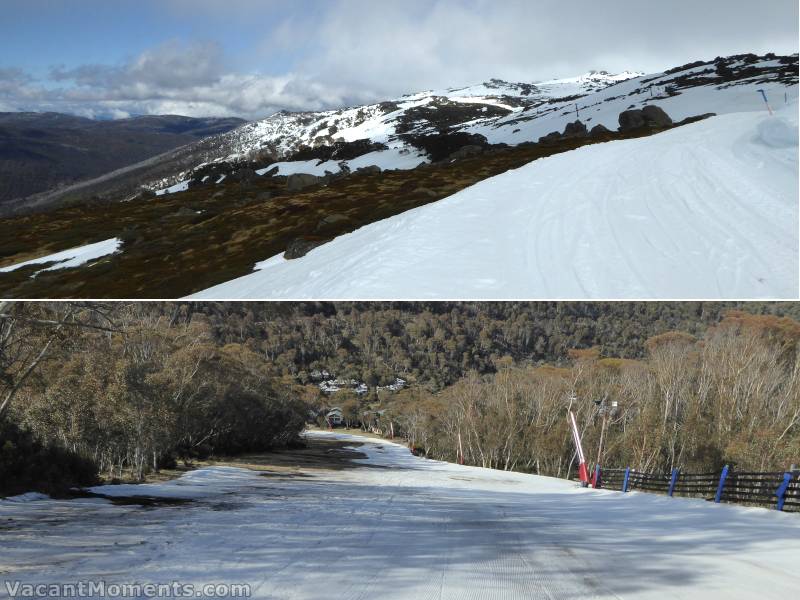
4;303;308;486
386;312;800;476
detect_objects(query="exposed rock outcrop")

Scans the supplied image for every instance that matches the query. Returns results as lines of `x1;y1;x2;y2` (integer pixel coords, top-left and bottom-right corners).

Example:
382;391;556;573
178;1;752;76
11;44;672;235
286;173;324;192
259;166;279;178
589;124;612;137
448;144;483;160
537;131;563;145
284;238;330;260
448;145;484;160
562;120;588;138
401;131;488;163
355;165;382;176
315;213;350;232
230;168;257;183
641;105;673;127
618;109;647;131
618;106;673;132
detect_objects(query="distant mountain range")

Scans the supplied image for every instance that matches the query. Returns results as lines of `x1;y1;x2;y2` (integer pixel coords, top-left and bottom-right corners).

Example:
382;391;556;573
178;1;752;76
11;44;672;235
0;113;244;209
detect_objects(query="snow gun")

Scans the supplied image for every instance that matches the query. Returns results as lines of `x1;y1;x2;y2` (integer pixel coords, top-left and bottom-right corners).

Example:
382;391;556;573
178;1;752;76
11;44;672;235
569;410;590;487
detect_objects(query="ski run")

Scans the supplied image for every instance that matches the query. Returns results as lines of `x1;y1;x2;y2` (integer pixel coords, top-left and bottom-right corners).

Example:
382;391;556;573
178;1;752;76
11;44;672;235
1;431;798;600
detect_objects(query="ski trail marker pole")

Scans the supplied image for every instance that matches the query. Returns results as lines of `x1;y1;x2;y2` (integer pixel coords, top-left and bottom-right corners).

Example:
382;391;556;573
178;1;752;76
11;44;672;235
776;473;792;511
569;410;589;486
756;89;773;115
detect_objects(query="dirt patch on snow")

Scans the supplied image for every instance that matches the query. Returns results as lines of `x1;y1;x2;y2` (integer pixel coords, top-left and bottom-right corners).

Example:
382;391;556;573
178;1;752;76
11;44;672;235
208;435;379;477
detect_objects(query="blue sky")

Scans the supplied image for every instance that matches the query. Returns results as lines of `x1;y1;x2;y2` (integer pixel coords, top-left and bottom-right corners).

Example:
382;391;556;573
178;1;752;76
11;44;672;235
1;0;310;76
1;0;797;119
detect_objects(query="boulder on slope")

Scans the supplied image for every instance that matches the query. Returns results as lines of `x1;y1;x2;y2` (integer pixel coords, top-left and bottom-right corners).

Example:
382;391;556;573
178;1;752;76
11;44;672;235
562;120;588;138
641;105;673;127
287;173;324;192
589;124;612;137
618;109;647;131
619;106;674;131
284;238;329;260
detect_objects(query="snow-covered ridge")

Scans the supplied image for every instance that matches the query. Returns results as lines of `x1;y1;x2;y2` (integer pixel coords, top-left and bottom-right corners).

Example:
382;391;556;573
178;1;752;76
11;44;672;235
148;53;796;194
222;72;638;159
543;70;643;85
149;71;642;191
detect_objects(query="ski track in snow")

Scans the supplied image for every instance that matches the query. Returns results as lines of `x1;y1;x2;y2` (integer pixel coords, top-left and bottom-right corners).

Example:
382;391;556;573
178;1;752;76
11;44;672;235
1;431;799;600
190;107;798;300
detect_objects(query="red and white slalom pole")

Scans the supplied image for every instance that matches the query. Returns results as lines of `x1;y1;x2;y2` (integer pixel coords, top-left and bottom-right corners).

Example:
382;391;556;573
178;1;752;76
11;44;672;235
569;410;590;487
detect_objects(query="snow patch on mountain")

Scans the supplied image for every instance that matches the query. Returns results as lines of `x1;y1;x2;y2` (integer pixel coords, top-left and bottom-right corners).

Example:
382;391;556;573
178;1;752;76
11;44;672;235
155;179;190;196
252;147;428;178
0;238;122;276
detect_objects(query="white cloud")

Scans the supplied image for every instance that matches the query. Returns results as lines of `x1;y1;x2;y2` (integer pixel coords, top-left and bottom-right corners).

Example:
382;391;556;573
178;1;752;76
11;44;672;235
5;41;373;119
289;0;798;95
1;0;797;120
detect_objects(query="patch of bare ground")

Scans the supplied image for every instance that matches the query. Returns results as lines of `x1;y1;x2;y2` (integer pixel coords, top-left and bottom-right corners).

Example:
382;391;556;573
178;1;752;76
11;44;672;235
210;433;391;477
55;434;379;506
150;432;382;485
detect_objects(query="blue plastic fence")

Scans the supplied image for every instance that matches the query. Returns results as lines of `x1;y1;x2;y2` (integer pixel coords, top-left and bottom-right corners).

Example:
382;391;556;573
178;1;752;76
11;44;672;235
595;465;799;512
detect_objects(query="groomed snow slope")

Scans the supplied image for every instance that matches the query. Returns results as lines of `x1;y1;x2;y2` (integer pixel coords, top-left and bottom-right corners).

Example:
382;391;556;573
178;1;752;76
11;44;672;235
190;108;798;300
2;431;798;600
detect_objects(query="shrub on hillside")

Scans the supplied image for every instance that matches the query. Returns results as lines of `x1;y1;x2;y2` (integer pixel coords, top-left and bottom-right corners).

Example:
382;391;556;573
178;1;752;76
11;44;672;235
0;420;98;497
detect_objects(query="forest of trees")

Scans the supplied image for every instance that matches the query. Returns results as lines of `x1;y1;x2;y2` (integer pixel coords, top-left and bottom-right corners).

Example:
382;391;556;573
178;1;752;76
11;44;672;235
383;311;800;478
190;301;800;389
1;301;799;495
0;302;307;495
